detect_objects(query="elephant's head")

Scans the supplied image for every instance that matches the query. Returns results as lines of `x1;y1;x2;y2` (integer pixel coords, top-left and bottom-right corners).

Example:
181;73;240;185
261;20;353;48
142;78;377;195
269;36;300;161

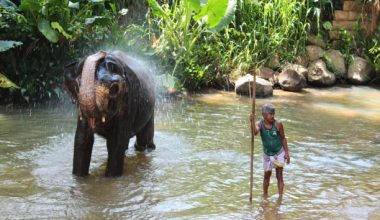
63;51;129;129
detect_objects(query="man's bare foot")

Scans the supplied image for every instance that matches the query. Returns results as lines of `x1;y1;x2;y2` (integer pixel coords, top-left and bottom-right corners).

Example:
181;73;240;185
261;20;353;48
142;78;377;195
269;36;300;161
276;195;283;206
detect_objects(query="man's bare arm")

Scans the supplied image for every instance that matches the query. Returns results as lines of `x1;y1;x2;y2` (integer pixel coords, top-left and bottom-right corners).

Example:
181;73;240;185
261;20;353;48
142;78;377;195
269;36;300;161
250;114;260;135
277;121;290;164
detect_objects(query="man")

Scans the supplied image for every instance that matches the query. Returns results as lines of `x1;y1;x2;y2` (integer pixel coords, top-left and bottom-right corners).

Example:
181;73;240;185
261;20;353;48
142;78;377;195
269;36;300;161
250;103;290;200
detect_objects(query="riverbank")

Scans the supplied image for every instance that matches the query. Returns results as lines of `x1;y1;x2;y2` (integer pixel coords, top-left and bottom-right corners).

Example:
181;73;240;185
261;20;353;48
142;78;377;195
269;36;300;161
185;86;380;122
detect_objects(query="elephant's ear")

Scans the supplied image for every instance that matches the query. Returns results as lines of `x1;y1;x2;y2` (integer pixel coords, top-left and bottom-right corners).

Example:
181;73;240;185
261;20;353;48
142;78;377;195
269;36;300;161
63;61;82;103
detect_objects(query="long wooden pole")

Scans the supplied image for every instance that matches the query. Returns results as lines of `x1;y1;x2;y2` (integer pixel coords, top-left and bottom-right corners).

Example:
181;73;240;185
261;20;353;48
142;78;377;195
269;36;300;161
249;72;256;203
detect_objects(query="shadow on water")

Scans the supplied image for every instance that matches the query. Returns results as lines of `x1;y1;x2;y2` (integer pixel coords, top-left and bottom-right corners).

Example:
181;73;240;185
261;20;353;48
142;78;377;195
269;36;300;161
258;197;284;220
0;86;380;219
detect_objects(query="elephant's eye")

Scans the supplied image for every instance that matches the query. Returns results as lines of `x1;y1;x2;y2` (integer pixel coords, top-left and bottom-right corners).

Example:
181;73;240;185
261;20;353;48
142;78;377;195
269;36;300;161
106;62;115;72
106;61;123;76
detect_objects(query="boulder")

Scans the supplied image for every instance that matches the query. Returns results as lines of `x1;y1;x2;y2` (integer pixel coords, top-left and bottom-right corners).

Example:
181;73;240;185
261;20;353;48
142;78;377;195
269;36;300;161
324;49;346;78
369;76;380;88
256;67;274;80
267;54;281;69
347;56;375;85
278;69;307;92
214;71;233;90
307;35;327;49
235;74;273;97
282;63;308;78
295;55;309;67
306;45;324;61
270;71;280;87
307;59;336;86
331;40;341;49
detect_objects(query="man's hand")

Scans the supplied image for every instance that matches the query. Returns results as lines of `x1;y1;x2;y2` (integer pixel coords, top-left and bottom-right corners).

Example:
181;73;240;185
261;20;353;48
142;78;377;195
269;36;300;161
284;152;290;164
250;113;254;122
249;113;256;135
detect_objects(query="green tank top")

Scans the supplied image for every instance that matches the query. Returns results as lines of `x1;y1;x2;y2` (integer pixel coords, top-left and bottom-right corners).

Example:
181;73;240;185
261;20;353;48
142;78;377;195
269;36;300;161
259;120;283;156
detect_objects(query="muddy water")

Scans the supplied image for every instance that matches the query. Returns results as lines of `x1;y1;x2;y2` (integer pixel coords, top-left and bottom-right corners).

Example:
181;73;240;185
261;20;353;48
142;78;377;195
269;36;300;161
0;86;379;219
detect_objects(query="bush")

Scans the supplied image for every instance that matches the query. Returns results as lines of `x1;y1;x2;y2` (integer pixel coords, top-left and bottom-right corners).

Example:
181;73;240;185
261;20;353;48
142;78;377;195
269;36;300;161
0;0;127;104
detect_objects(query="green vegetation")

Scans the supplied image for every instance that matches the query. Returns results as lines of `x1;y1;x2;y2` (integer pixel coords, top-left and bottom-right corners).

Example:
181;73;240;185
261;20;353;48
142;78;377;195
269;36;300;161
0;0;127;103
0;0;379;105
147;0;237;89
369;40;380;73
148;0;309;89
0;73;20;89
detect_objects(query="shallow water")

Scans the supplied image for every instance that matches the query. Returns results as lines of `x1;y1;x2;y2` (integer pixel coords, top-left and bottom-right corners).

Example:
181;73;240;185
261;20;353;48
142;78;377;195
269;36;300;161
0;86;379;219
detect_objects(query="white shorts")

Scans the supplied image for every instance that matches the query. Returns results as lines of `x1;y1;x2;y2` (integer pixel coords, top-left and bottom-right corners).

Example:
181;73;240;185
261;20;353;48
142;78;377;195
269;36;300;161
263;147;286;172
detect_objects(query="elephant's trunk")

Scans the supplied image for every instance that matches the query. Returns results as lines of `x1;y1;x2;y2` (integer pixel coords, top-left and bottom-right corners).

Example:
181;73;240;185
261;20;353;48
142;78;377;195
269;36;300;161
78;51;106;129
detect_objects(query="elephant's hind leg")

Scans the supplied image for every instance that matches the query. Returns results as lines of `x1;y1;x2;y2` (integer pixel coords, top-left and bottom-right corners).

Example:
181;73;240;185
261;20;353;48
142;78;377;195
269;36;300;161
135;116;155;151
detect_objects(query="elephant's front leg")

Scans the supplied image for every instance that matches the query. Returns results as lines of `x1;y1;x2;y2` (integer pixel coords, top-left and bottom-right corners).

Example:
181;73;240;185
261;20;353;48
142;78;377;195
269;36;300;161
105;125;129;177
73;117;94;177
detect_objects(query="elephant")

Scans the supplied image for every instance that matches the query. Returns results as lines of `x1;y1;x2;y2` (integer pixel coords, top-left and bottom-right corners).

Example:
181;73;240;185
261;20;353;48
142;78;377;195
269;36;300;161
63;50;155;177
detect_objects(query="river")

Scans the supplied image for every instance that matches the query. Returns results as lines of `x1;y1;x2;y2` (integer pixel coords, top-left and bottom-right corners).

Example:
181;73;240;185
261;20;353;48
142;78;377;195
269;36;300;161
0;86;379;219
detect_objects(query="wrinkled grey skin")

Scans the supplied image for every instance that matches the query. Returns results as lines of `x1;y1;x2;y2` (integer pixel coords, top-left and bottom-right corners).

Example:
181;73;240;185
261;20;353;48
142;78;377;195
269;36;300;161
64;51;155;177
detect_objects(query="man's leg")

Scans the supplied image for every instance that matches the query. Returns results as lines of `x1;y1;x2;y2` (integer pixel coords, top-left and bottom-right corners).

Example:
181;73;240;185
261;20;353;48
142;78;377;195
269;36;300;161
275;167;284;198
263;171;272;197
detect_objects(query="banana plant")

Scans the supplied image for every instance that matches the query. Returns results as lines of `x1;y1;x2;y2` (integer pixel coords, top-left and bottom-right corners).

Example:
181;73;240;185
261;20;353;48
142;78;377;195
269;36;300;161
0;73;20;89
0;40;23;52
0;40;22;89
18;0;115;43
149;0;236;31
148;0;237;75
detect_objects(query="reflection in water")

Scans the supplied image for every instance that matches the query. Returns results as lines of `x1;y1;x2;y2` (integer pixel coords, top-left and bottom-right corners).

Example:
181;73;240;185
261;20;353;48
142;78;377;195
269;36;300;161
259;196;284;220
0;87;380;219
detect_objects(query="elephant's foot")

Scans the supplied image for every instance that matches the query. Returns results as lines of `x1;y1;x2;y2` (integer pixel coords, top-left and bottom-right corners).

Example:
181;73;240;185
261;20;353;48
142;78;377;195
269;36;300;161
72;167;90;177
105;164;123;177
147;143;156;152
73;151;92;177
134;142;155;152
105;153;124;177
134;142;146;151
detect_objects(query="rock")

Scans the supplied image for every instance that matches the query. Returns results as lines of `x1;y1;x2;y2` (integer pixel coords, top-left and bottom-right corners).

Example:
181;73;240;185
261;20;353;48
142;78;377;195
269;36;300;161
256;67;274;80
269;71;280;88
278;69;307;92
323;49;346;78
214;71;233;90
343;1;362;12
332;20;356;30
347;56;375;85
267;54;281;69
307;35;326;49
369;76;380;88
295;55;309;67
282;63;308;78
334;10;361;21
306;45;324;61
270;71;280;87
235;74;273;97
331;40;341;49
307;59;336;86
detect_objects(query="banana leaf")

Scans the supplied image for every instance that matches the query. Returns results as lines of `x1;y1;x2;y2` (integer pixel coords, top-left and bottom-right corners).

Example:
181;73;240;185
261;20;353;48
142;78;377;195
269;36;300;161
0;73;20;89
0;40;23;52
